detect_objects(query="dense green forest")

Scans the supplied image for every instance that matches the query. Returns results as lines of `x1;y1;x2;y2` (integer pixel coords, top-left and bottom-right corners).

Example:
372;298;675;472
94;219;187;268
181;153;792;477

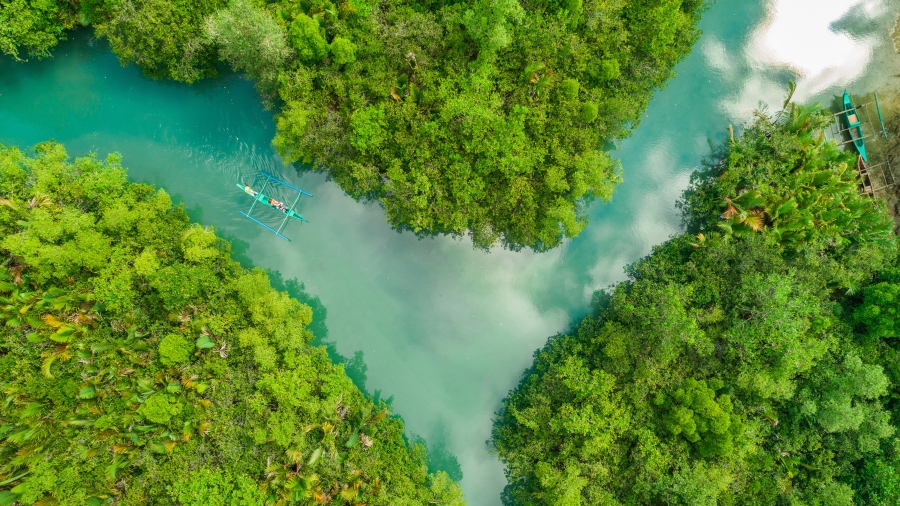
492;100;900;505
0;0;705;250
0;142;464;505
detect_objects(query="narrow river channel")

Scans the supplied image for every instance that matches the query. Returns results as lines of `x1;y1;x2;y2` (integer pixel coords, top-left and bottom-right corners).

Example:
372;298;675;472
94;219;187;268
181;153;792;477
1;0;898;503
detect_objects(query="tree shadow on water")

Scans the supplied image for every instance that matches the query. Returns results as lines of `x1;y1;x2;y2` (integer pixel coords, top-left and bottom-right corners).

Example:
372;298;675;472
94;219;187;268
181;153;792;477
197;216;380;401
181;201;205;228
411;420;464;482
266;270;374;392
171;203;395;420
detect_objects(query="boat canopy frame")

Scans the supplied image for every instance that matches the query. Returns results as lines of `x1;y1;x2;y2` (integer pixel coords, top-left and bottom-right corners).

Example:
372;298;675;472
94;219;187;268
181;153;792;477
238;171;312;242
858;155;898;196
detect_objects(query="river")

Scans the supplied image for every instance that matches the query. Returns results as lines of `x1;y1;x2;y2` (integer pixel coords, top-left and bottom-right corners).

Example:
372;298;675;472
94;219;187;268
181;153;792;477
1;0;898;503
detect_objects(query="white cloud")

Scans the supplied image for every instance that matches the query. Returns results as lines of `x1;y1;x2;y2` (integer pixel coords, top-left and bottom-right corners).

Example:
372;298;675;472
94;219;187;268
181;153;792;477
739;0;887;105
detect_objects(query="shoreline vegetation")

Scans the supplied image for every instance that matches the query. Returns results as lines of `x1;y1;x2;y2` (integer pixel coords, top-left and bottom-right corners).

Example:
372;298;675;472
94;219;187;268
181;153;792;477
491;99;900;505
1;0;705;250
0;142;465;505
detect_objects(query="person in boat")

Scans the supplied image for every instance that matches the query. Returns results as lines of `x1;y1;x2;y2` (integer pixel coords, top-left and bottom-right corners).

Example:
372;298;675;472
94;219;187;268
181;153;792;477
242;182;258;196
266;198;288;212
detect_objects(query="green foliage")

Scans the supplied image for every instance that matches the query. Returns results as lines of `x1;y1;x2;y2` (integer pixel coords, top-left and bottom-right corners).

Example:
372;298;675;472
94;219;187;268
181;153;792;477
275;0;700;249
138;393;183;423
854;454;900;506
684;103;893;249
461;0;525;58
854;269;900;338
289;13;328;62
272;104;311;163
599;59;620;81
167;468;266;505
203;0;293;92
158;333;193;365
0;141;464;505
267;0;704;249
349;105;386;153
94;0;225;82
493;99;900;504
2;0;222;80
0;0;75;60
577;102;598;123
150;263;218;310
656;378;743;458
558;79;579;101
329;36;356;65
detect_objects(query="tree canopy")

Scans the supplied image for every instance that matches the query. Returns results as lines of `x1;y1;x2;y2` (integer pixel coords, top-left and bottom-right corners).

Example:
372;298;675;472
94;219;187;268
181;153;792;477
0;0;706;249
491;101;900;505
0;0;76;61
0;141;464;505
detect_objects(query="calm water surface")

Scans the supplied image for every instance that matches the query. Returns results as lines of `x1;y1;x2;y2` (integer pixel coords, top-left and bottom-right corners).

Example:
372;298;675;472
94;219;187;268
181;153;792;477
1;1;898;503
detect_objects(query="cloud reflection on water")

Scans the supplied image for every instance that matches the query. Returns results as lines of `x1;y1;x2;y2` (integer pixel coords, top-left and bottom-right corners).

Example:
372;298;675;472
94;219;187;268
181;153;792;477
736;0;895;113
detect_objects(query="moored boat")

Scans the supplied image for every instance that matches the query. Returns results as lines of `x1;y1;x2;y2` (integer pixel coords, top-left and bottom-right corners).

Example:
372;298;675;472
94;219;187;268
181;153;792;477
843;90;868;163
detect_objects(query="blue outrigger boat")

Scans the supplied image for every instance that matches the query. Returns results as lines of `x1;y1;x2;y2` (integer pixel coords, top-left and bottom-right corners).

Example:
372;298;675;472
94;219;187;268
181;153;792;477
238;172;312;241
843;90;868;163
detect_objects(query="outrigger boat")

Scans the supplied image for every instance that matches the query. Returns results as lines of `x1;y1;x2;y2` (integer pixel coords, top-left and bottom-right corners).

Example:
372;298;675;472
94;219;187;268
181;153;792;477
236;183;308;221
843;90;868;163
237;171;312;241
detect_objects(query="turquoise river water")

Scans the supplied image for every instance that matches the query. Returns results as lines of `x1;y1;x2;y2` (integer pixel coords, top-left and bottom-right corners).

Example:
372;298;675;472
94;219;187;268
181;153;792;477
1;0;899;503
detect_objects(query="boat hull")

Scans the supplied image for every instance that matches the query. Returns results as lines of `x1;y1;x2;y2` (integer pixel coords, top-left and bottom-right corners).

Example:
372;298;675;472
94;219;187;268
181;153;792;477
236;184;307;221
843;91;868;163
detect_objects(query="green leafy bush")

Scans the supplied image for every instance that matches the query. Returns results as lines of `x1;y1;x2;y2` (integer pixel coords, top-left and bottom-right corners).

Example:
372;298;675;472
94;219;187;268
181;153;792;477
854;455;900;506
558;78;579;101
204;0;292;91
577;102;598;123
0;0;75;60
350;105;387;153
138;393;183;423
93;0;225;82
329;36;356;65
158;333;193;365
289;13;328;62
166;468;265;505
656;378;743;458
855;269;900;338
